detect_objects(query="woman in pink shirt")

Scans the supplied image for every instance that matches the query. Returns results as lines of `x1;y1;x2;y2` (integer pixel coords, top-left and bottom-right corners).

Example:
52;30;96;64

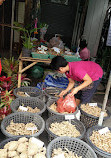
50;56;103;106
79;39;90;61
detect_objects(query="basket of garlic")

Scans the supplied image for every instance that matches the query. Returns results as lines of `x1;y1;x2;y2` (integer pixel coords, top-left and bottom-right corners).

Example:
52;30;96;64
10;97;46;115
79;103;109;129
46;115;86;142
13;86;43;99
0;136;46;158
46;98;78;117
46;136;97;158
86;126;111;158
1;112;45;138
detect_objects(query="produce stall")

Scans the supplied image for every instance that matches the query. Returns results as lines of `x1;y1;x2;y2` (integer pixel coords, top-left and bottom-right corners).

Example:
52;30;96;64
18;51;81;87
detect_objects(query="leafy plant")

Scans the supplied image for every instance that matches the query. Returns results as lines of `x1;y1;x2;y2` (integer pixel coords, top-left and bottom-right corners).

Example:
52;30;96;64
0;90;13;120
13;22;39;50
2;57;18;77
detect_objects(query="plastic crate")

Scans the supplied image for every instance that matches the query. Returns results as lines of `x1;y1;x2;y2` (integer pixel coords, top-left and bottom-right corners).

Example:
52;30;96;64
13;86;42;99
46;136;97;158
86;125;111;158
79;104;110;129
10;97;46;115
31;52;49;59
46;98;78;117
46;115;86;142
63;55;82;62
49;54;56;59
1;112;45;138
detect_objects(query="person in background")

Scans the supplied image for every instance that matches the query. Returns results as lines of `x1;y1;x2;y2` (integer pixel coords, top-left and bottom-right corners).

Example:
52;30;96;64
50;56;103;106
0;0;5;5
79;39;90;61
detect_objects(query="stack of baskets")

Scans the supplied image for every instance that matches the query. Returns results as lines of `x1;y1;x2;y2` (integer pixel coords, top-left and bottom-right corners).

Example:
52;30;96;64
0;86;46;140
86;126;111;158
79;104;110;129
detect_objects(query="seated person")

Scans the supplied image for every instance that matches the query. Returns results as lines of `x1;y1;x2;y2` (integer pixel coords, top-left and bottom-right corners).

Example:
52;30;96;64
79;39;90;61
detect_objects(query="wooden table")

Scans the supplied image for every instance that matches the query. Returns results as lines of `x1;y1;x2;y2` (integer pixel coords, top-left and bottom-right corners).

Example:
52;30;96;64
18;54;51;87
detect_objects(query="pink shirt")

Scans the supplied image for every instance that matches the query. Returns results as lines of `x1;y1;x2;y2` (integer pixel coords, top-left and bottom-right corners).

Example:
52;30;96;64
65;61;103;82
79;47;90;60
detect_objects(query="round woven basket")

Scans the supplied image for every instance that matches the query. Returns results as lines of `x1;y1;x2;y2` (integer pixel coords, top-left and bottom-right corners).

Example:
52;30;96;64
86;125;111;158
43;87;64;103
46;136;97;158
46;98;78;117
46;115;86;142
10;97;46;115
13;86;42;99
43;87;63;98
79;104;110;129
1;112;45;138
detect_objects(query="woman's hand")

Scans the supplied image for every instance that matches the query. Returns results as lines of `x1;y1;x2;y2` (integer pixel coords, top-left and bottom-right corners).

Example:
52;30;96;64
69;87;79;97
59;90;67;97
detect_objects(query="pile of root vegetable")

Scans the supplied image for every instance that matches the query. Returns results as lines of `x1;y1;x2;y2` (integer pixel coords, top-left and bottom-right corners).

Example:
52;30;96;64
49;121;80;137
0;137;46;158
81;104;108;117
6;120;38;135
90;130;111;153
52;148;82;158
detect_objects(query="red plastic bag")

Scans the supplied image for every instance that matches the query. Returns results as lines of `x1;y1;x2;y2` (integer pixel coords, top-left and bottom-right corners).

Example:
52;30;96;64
56;97;65;113
56;94;77;113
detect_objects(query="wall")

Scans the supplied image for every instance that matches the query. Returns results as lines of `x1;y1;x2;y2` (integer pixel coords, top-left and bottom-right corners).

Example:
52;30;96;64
83;0;109;57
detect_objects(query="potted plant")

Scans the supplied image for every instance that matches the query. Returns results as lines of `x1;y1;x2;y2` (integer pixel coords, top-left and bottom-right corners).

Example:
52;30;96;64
13;22;37;57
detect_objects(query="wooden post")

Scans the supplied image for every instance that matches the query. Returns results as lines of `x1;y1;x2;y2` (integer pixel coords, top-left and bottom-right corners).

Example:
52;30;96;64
18;59;23;88
24;0;32;25
10;0;15;57
98;71;111;126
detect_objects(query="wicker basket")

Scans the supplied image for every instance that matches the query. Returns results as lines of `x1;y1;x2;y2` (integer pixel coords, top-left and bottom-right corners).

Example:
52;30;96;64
1;112;45;138
10;97;46;115
46;98;78;117
79;104;110;129
13;86;42;99
46;115;86;142
46;136;97;158
85;125;111;158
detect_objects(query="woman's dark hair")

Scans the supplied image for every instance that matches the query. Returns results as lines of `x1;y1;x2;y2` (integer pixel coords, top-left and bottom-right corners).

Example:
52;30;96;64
50;56;68;70
79;39;87;49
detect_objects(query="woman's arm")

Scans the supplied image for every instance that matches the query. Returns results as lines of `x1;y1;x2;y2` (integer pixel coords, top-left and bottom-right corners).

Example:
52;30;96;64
70;73;92;97
59;78;75;97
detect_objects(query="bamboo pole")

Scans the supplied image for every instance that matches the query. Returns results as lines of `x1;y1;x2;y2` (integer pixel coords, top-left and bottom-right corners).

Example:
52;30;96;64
98;71;111;126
